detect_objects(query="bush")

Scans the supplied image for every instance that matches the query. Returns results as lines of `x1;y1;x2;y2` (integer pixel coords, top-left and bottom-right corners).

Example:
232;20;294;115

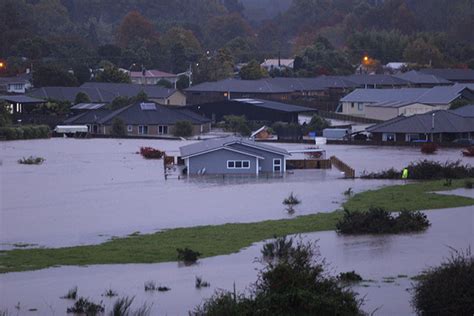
18;156;45;165
61;286;78;300
193;238;363;315
282;192;301;206
465;180;473;189
0;125;50;140
173;120;193;137
223;115;251;136
338;271;363;283
195;276;210;289
139;147;164;159
336;208;430;234
111;118;127;136
177;247;201;265
66;297;104;315
421;143;438;154
411;248;474;316
361;160;474;180
110;296;152;316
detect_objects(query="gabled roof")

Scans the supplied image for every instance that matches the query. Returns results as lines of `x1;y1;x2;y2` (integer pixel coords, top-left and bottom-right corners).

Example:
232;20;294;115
80;82;178;99
180;136;289;158
393;70;452;85
71;103;107;110
231;98;314;113
0;76;30;85
366;110;474;134
261;59;295;67
452;105;474;117
346;74;409;86
186;78;293;93
0;95;44;104
419;68;474;82
63;109;113;124
130;70;177;78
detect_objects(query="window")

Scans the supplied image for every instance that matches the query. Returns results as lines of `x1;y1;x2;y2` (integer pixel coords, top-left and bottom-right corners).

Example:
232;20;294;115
158;125;168;135
138;125;148;135
127;125;133;132
351;102;355;108
273;158;281;172
358;103;363;111
382;133;396;142
227;160;250;169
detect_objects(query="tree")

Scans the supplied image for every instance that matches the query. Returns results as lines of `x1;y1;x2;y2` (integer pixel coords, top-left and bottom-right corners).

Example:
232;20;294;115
304;114;330;134
72;64;91;84
33;64;78;87
98;44;122;65
0;101;12;127
116;10;158;48
206;13;253;49
95;66;131;83
157;79;173;88
74;92;91;104
176;75;190;90
239;60;268;80
173;120;193;137
109;96;130;110
194;48;235;83
111;118;127;136
223;115;251;136
170;43;188;73
403;38;444;67
134;90;148;102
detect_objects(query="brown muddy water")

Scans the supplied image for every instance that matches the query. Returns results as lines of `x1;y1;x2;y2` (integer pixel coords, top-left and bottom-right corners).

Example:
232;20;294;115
0;138;473;315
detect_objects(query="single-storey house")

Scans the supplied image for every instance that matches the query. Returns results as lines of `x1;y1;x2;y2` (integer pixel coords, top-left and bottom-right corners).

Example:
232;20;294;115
0;95;45;114
261;59;295;71
179;136;290;175
366;107;474;143
187;98;315;123
64;101;211;136
129;69;179;86
0;76;32;94
339;84;474;120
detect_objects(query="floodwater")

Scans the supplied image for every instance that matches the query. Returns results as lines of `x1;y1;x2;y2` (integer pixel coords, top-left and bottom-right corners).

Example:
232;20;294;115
0;204;472;315
0;138;419;248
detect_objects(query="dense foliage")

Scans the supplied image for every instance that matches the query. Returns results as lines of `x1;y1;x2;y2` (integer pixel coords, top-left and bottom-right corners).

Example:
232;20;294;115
1;0;472;84
173;120;194;137
194;237;363;315
411;249;474;316
139;147;164;159
336;208;430;234
111;118;127;136
0;125;50;140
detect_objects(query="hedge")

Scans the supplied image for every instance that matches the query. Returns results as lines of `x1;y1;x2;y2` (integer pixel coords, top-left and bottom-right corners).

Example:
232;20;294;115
0;125;50;140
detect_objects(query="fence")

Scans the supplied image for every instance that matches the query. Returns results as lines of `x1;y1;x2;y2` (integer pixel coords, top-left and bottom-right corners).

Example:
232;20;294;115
330;156;355;178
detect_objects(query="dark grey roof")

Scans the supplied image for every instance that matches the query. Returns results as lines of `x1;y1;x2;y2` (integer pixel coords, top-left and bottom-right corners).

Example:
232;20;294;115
186;78;293;93
232;98;315;113
71;103;107;110
80;82;178;99
63;109;113;124
0;95;44;104
180;136;289;158
452;104;474;117
367;110;474;134
341;84;473;106
419;68;474;82
346;74;409;86
393;70;452;85
0;76;30;85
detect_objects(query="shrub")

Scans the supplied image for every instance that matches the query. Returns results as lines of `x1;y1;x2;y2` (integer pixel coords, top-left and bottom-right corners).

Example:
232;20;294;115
111;118;127;136
173;120;193;137
176;247;201;265
139;147;164;159
336;208;430;234
193;238;363;315
411;248;474;316
420;143;438;154
144;281;170;292
465;180;473;189
102;288;118;297
66;297;104;315
18;156;45;165
195;276;210;289
61;286;78;300
338;271;363;283
110;296;152;316
223;115;251;136
282;192;301;206
261;236;294;263
0;125;49;140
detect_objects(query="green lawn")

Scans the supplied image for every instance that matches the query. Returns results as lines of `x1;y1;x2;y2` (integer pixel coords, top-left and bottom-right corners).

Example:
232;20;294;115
0;179;472;274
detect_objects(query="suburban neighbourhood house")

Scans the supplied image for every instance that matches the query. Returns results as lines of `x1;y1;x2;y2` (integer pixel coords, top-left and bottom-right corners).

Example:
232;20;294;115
393;70;453;88
63;101;211;136
186;98;315;123
261;58;295;71
179;136;290;175
419;68;474;83
129;69;179;86
339;84;474;121
366;105;474;143
0;76;32;94
0;95;44;115
29;82;186;106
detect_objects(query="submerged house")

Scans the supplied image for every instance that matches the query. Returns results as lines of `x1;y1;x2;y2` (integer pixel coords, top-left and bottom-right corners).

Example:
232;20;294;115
179;136;290;175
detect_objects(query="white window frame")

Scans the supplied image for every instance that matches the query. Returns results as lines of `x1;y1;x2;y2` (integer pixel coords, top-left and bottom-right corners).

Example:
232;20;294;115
358;103;364;111
127;125;133;132
158;125;168;135
382;133;396;142
226;160;250;169
273;158;282;172
138;125;148;135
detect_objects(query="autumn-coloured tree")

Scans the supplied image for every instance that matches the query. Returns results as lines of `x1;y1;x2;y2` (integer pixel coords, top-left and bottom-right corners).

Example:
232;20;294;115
116;10;158;48
206;13;253;49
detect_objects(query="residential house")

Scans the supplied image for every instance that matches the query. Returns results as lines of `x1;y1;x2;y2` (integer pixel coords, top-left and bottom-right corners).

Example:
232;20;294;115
366;107;474;143
261;59;295;71
63;101;211;136
0;76;32;94
393;70;453;87
129;69;179;86
0;95;44;115
179;136;290;175
339;84;474;121
419;68;474;83
345;74;410;89
187;98;315;123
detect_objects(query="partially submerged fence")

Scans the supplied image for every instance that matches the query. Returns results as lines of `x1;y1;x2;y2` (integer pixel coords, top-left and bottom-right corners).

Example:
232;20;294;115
330;156;355;178
286;159;331;170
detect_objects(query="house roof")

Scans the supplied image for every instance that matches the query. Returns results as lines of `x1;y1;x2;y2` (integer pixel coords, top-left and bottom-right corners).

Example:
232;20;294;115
180;136;289;158
80;82;178;99
346;74;409;86
366;110;474;134
231;98;315;113
0;95;44;104
130;70;177;78
63;109;113;124
0;76;30;85
393;70;452;85
452;104;474;117
341;84;473;106
261;59;295;68
419;68;474;82
186;78;294;94
71;103;107;110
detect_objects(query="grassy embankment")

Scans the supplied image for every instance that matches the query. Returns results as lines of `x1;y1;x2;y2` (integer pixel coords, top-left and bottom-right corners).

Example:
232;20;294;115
0;179;473;274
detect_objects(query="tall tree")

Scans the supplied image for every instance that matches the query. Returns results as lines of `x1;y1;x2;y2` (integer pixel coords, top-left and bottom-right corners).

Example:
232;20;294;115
116;10;158;48
95;65;131;83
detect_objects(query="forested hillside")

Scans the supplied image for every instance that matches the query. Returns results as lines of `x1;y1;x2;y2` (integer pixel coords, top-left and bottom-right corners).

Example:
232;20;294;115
0;0;472;84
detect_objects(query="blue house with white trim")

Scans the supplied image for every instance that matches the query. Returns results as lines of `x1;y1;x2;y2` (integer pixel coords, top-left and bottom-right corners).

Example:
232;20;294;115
179;136;290;175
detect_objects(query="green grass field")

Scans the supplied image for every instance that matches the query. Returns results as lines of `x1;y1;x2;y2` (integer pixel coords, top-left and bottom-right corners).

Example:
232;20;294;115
0;179;472;274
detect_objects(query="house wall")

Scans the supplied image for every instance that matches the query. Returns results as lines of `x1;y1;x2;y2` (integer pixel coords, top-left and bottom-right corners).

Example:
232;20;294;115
364;106;399;121
102;122;211;136
229;143;286;173
341;101;367;117
187;149;258;175
150;92;186;106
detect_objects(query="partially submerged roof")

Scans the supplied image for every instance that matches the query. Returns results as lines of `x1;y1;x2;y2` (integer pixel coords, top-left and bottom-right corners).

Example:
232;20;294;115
180;136;289;158
232;98;315;113
366;110;474;134
393;70;452;85
0;95;44;104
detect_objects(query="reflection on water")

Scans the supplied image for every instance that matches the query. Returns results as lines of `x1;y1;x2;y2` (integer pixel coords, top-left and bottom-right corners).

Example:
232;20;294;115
0;206;472;315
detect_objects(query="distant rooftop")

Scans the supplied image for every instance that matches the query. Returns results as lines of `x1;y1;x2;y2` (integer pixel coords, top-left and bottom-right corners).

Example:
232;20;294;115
394;70;452;85
130;70;177;78
419;68;474;82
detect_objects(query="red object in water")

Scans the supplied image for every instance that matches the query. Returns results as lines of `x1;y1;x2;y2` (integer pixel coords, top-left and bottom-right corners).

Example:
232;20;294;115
420;143;438;154
140;147;164;159
462;146;474;157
